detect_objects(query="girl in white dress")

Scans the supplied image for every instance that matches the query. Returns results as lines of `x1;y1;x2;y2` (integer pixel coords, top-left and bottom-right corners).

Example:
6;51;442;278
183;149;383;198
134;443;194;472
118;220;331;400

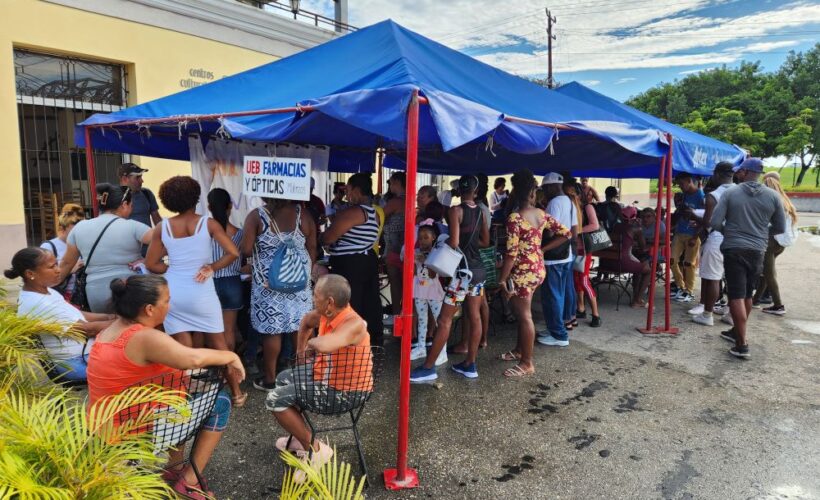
145;176;246;405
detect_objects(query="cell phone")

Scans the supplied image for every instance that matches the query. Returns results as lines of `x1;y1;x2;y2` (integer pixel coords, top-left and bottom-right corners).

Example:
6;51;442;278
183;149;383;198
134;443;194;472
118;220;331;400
506;277;515;294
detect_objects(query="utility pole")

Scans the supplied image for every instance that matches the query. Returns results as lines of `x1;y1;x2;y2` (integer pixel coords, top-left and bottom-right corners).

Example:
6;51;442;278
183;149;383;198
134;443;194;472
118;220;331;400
546;8;557;88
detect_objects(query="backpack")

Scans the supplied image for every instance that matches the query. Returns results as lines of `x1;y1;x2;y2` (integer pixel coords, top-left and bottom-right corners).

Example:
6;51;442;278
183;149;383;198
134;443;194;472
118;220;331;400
262;207;309;293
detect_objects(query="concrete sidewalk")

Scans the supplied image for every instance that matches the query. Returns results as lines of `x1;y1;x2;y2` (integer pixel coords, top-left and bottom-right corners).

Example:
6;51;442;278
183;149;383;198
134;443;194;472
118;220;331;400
208;230;819;499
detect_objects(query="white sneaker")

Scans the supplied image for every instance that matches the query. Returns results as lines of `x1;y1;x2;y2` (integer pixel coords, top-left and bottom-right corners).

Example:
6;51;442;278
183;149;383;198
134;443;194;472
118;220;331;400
692;312;714;326
688;304;705;315
713;305;726;316
434;347;448;366
410;346;427;361
721;314;734;326
536;335;569;347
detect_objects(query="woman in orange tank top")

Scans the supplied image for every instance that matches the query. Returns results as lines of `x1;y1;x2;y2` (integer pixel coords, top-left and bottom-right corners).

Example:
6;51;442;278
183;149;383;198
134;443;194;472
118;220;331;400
87;275;244;500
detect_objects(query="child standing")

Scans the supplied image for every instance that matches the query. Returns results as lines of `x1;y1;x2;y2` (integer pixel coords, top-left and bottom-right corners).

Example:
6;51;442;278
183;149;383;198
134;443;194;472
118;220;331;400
410;222;447;366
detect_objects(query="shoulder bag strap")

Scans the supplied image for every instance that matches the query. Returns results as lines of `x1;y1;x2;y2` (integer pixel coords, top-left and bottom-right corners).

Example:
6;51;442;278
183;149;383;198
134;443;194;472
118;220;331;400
47;240;58;257
85;217;119;267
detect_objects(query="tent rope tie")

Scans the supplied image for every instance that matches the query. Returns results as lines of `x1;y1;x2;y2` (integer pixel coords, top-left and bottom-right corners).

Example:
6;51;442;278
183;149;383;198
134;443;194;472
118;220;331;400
135;121;151;144
100;127;105;137
196;119;203;133
484;133;497;158
548;126;560;156
296;103;305;116
178;120;189;140
268;143;278;161
114;128;122;140
215;117;230;139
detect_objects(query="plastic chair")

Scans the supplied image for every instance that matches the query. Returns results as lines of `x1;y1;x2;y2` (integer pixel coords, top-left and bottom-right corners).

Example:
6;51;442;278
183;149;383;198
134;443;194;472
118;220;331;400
115;367;226;488
288;346;384;486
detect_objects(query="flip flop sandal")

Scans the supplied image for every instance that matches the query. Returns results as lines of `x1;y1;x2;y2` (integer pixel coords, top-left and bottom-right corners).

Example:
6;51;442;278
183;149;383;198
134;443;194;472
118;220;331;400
232;392;249;408
503;364;534;378
565;322;574;331
161;467;183;484
499;350;522;361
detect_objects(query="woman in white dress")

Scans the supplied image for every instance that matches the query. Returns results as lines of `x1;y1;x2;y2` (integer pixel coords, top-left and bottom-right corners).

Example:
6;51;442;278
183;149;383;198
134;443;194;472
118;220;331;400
145;176;245;405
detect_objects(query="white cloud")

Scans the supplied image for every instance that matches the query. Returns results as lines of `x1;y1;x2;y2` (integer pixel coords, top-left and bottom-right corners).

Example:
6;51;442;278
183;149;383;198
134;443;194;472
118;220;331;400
336;0;820;76
615;77;637;84
579;79;601;86
679;67;716;75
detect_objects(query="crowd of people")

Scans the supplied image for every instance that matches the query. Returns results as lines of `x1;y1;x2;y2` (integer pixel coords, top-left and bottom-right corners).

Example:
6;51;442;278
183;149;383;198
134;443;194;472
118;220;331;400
5;157;798;496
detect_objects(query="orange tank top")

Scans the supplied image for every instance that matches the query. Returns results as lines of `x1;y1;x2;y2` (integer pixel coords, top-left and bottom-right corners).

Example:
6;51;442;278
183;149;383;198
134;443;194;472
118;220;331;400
87;324;178;408
313;306;373;392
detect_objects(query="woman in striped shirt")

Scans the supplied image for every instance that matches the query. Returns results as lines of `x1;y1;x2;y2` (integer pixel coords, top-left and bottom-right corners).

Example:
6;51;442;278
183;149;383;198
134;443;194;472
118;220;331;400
322;173;384;346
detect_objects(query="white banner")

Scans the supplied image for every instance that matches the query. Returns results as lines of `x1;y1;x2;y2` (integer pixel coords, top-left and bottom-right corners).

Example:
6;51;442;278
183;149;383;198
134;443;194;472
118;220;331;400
242;156;311;201
188;136;329;227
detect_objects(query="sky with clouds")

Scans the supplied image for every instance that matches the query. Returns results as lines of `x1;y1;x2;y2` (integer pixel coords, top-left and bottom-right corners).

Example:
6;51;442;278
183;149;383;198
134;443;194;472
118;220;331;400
291;0;820;101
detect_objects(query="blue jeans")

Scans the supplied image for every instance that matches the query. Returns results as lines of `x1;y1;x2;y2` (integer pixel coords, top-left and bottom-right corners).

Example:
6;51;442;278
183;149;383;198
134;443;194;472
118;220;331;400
52;355;88;381
564;251;577;322
541;262;572;341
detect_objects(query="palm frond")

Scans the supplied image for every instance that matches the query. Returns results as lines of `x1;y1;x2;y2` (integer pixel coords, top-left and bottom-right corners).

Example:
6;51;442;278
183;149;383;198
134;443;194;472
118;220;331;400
279;446;366;500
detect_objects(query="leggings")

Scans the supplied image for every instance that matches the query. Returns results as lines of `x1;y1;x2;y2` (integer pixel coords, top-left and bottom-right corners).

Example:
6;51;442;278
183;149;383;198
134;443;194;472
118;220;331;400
414;298;442;345
330;251;384;345
753;238;785;306
573;253;596;299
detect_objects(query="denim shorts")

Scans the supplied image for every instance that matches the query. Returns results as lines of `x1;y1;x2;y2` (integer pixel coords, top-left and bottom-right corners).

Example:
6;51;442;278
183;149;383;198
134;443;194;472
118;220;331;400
214;275;244;311
201;389;232;432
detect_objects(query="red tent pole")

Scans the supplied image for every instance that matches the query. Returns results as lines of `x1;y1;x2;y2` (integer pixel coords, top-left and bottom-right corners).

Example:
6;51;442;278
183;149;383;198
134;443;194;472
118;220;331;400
639;153;666;333
383;89;420;491
84;127;99;216
663;133;676;332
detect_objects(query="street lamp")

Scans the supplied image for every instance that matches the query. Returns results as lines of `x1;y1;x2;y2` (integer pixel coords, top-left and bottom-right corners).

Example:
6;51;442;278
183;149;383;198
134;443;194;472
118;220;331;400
289;0;300;18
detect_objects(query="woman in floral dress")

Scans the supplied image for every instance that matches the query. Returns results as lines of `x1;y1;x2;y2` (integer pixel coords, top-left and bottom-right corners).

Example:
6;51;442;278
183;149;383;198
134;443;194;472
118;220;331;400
498;170;571;377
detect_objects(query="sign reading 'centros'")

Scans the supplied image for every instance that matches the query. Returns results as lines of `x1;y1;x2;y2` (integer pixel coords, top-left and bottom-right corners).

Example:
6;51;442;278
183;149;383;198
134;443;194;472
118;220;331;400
242;155;311;201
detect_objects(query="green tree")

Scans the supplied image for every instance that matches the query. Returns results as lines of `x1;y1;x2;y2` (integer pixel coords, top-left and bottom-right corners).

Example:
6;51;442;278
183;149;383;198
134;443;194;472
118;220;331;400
704;108;766;155
682;110;708;135
777;108;816;186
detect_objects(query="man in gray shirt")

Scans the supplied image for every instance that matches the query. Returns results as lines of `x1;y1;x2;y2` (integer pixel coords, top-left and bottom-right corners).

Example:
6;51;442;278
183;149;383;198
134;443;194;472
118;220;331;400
119;163;161;227
710;157;785;359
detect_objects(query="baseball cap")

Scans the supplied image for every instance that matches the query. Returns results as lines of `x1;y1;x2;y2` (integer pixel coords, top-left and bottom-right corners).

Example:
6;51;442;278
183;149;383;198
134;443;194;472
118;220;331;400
735;157;764;173
541;172;563;185
118;163;148;177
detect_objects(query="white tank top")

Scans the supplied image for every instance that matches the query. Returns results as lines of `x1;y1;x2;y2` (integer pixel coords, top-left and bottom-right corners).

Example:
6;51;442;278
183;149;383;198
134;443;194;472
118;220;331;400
161;216;212;274
707;184;732;244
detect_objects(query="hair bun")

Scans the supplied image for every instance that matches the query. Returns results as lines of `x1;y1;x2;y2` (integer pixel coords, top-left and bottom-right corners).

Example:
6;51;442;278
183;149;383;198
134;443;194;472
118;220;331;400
3;269;19;279
109;278;128;296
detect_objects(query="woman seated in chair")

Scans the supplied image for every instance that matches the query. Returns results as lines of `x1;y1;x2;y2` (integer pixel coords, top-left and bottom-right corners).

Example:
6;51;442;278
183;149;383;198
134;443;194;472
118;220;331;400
6;247;115;382
266;274;372;475
86;274;245;500
599;207;652;308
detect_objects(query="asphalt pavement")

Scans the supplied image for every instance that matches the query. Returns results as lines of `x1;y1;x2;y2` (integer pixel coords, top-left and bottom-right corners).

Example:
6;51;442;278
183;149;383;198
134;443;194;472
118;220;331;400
208;221;820;499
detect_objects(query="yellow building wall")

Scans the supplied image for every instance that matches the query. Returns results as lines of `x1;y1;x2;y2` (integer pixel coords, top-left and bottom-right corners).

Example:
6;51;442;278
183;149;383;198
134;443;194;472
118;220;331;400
0;0;277;227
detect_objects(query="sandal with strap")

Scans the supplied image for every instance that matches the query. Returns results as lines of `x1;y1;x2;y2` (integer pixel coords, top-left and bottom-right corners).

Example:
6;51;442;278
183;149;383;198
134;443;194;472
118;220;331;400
172;477;214;500
232;392;249;408
499;350;522;361
503;364;535;378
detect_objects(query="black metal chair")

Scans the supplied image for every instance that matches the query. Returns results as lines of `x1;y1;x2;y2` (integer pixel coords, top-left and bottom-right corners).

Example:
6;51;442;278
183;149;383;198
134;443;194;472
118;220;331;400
288;346;384;486
115;367;226;488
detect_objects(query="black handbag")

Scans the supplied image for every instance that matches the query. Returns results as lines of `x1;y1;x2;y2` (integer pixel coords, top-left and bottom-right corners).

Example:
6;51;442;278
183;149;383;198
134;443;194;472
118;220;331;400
582;228;613;253
543;237;571;261
70;217;119;311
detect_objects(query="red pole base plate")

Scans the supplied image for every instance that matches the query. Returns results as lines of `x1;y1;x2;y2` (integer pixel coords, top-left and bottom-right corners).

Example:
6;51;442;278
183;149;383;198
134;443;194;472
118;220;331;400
383;468;420;490
637;326;680;335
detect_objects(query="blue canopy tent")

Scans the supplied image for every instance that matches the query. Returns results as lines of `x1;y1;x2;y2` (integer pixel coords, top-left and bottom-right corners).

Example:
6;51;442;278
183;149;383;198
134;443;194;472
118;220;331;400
75;20;712;488
555;81;746;175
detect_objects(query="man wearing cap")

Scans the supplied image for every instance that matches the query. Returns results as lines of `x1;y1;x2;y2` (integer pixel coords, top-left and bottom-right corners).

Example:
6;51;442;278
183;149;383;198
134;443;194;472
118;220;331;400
690;162;735;326
538;172;577;347
119;163;161;227
710;158;785;359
